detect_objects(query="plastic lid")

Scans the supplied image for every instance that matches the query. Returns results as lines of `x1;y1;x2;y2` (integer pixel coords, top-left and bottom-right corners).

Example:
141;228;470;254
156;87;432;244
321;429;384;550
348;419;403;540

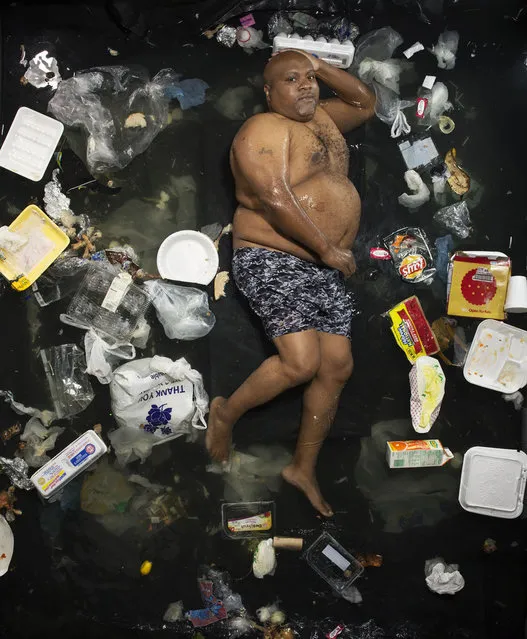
459;446;527;519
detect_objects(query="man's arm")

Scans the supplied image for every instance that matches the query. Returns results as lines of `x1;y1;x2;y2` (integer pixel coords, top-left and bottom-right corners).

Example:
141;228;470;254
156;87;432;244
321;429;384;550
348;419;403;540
233;114;355;276
317;61;376;133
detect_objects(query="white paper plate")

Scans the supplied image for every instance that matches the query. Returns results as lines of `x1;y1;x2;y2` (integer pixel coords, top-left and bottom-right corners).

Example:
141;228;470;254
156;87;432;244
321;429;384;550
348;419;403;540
0;515;14;577
0;107;64;181
458;446;527;519
463;319;527;393
156;230;219;285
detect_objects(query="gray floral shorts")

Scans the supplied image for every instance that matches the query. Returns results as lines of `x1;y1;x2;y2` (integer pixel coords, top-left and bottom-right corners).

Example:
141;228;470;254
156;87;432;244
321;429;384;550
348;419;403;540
232;247;354;340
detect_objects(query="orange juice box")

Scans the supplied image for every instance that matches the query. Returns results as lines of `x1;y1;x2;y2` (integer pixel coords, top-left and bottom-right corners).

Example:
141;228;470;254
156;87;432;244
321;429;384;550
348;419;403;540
386;439;453;468
447;251;511;320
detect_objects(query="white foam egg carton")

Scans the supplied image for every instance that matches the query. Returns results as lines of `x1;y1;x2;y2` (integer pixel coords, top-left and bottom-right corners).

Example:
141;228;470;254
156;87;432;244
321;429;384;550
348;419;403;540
272;34;355;69
0;107;63;181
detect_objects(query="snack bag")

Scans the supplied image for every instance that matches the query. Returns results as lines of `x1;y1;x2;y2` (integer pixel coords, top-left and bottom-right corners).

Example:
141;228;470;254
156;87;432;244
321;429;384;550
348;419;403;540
384;227;436;283
386;296;440;363
410;356;445;433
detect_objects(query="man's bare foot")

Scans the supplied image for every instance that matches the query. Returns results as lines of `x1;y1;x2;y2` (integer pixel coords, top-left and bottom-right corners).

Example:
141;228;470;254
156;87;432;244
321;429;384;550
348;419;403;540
281;464;333;517
206;397;233;462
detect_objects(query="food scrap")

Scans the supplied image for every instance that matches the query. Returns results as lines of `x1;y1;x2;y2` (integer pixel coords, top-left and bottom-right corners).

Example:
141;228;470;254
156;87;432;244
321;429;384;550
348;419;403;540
140;560;152;575
410;356;446;433
1;423;21;443
214;271;230;300
0;487;22;522
483;538;497;554
356;553;383;568
125;112;147;129
445;148;470;195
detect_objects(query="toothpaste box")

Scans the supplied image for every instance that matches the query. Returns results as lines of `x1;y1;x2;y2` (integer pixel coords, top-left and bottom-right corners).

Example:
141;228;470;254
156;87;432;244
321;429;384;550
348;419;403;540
386;439;453;468
31;430;107;500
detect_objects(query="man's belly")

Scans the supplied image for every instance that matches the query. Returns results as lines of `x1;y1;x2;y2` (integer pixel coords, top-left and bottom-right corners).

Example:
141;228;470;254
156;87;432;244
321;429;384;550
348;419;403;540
233;172;361;260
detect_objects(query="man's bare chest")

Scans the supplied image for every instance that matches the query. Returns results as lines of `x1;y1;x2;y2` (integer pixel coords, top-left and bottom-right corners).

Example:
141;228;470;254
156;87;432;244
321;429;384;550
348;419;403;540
289;117;349;178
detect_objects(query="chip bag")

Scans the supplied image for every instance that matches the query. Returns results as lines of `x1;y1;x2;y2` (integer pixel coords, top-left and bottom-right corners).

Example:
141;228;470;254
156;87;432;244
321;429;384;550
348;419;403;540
386;296;440;363
384;227;436;283
410;356;445;433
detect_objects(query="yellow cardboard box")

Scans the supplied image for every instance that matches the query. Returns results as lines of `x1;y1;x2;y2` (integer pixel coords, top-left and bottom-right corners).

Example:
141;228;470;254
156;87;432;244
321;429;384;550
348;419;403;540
447;251;511;319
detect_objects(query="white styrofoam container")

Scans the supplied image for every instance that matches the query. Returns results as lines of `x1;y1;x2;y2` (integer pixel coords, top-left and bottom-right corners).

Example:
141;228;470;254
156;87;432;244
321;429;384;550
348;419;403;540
0;107;64;181
30;430;107;500
458;446;527;519
157;230;219;285
463;319;527;393
272;35;355;69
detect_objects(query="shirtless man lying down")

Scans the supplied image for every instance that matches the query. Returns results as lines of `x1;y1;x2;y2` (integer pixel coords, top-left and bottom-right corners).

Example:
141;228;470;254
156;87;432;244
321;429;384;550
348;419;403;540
207;50;376;516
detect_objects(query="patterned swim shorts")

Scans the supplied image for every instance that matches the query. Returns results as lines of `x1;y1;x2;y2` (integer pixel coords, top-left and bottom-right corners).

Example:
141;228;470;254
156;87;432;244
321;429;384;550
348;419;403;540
232;247;355;340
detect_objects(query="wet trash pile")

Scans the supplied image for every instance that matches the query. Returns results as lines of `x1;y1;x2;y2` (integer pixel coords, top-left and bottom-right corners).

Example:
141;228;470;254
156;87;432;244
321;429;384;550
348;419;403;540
0;7;525;637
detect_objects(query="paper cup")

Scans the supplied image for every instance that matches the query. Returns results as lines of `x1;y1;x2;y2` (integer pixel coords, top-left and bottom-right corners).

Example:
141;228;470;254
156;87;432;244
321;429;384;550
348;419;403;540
505;275;527;313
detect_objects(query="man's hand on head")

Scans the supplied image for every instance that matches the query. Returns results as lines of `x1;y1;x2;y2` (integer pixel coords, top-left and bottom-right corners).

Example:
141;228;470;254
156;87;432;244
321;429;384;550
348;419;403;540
272;48;321;72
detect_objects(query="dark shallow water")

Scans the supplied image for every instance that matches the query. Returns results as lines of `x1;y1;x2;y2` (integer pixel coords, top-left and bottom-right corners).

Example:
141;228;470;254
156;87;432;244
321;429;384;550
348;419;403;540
0;2;526;638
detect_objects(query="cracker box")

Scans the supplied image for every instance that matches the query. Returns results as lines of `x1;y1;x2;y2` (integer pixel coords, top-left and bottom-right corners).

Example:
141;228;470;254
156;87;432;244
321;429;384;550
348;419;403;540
447;251;511;320
386;439;453;468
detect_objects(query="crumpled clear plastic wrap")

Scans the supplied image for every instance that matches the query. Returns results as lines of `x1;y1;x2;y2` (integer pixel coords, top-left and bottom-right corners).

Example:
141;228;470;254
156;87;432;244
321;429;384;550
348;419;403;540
0;390;55;426
48;66;182;175
431;30;459;70
40;344;95;419
144;280;216;340
353;27;403;68
373;82;413;137
433;201;472;238
203;566;244;613
20;417;65;468
267;11;293;37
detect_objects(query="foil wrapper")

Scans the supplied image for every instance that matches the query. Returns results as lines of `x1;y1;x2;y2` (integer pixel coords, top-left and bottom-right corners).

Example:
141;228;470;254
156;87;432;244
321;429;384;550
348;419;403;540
44;169;72;221
23;50;61;90
0;457;34;491
216;26;237;48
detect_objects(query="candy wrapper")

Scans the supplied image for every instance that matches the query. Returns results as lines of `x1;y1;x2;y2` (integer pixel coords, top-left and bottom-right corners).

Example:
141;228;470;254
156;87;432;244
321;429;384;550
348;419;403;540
386;296;440;363
384;227;436;284
410;356;445;433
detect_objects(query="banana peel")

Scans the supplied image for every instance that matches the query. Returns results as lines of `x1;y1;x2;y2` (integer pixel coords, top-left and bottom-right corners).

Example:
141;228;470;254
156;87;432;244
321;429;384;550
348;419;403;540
445;148;470;195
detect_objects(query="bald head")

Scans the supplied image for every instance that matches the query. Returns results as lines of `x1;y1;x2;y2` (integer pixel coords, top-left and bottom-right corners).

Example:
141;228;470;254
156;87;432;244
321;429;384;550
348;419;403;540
263;50;314;86
263;51;319;122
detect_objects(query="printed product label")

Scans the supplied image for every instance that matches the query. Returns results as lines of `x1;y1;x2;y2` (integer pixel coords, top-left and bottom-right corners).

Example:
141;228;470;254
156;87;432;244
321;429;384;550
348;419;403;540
322;544;351;571
227;511;272;533
399;255;426;280
416;97;428;118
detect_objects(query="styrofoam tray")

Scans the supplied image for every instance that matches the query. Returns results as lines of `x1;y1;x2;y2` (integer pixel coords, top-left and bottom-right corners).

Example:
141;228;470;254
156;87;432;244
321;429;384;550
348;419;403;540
463;319;527;393
157;230;219;285
459;446;527;518
0;107;64;181
0;515;14;577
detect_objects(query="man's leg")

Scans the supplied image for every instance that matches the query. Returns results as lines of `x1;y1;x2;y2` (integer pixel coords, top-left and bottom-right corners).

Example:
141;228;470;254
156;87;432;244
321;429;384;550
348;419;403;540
206;329;321;461
282;333;353;517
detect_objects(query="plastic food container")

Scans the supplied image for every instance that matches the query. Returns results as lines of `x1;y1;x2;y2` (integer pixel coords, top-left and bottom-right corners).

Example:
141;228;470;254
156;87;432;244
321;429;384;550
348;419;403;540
303;532;363;593
221;501;275;539
463;319;527;393
0;107;64;181
62;263;150;343
0;205;69;291
458;446;527;519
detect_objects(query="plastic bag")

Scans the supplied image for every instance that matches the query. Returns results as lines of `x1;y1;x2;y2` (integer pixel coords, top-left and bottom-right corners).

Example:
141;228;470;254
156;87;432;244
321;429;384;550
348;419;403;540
48;66;182;175
431;31;459;70
20;417;65;468
236;27;267;52
109;356;208;464
84;329;136;384
353;27;403;67
433;201;472;238
40;344;95;419
398;170;430;209
427;82;452;125
144;280;216;340
267;11;293;38
358;58;409;94
373;83;413;138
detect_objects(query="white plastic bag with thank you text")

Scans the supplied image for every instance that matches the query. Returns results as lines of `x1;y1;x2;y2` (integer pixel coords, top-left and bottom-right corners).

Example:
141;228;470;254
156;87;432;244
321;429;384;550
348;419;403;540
109;356;208;463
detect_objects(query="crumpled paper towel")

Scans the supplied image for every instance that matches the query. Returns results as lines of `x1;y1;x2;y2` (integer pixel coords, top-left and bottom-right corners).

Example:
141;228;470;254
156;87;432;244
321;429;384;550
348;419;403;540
253;538;276;578
425;557;464;595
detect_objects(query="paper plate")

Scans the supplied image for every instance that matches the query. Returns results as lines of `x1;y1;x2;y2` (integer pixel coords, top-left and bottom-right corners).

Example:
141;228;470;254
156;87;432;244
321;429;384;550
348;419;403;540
156;231;219;285
458;446;527;519
0;515;14;577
